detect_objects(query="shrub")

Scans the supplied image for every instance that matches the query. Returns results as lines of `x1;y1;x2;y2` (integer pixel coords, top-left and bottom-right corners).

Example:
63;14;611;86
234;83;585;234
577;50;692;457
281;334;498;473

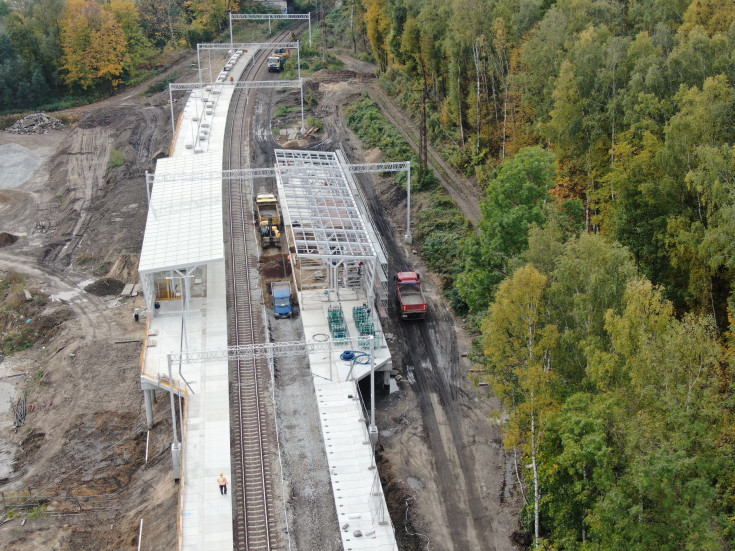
306;116;322;130
109;149;125;169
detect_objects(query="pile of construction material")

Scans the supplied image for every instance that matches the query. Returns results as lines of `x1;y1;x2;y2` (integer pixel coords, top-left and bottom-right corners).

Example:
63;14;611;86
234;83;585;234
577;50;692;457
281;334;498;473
7;113;66;134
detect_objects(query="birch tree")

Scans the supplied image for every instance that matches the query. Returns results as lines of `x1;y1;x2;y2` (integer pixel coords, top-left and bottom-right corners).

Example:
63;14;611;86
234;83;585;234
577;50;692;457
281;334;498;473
483;264;559;548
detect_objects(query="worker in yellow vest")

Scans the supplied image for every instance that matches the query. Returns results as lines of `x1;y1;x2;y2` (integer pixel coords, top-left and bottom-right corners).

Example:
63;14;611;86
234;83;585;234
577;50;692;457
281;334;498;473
218;473;228;495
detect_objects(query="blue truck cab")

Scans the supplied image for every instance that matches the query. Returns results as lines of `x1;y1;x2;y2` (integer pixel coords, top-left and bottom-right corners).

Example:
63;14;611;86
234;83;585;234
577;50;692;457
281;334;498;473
271;281;293;318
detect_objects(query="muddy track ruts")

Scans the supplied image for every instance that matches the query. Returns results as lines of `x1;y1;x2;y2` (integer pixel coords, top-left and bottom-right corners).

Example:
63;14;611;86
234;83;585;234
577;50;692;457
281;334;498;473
347;158;497;548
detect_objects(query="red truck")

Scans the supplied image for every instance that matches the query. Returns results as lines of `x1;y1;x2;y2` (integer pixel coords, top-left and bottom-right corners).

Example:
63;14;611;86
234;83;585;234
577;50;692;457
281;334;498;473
395;271;427;320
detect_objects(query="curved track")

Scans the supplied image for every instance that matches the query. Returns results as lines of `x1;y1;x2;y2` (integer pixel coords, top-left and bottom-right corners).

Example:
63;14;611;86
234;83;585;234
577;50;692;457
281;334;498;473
221;26;305;551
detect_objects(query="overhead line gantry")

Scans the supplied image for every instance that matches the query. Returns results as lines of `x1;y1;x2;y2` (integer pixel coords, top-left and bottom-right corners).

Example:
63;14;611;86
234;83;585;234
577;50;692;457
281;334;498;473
229;12;312;44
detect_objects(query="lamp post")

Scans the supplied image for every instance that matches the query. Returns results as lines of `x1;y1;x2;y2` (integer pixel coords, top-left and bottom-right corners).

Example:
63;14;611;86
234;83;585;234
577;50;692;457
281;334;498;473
405;162;412;243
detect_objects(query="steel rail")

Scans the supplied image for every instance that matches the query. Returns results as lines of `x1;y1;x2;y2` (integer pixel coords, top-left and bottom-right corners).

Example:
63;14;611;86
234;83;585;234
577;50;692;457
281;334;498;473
223;23;305;550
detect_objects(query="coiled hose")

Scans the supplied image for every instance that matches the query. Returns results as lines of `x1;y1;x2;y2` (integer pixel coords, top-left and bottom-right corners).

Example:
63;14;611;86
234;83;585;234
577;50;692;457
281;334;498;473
339;350;371;364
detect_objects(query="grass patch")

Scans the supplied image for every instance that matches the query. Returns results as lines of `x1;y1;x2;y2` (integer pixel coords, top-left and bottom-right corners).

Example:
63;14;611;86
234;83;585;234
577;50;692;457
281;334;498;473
274;104;297;118
415;191;471;314
281;28;344;79
142;70;182;96
306;116;322;130
108;149;125;169
415;190;470;271
345;94;438;191
93;262;112;277
0;271;69;355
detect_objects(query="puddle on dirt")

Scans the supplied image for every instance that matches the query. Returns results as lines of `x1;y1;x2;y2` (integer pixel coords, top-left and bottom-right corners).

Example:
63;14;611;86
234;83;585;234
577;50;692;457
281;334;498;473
50;289;83;302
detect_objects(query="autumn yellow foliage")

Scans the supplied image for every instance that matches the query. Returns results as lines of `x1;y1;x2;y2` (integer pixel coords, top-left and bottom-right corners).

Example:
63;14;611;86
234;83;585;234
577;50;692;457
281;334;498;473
61;0;129;90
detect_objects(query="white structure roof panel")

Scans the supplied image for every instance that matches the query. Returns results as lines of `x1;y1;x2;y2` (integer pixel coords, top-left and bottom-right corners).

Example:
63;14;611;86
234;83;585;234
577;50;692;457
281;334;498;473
139;153;224;274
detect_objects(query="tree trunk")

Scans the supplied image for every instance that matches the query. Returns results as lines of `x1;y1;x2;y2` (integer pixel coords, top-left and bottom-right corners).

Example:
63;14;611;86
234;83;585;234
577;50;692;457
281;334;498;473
350;1;357;54
473;40;481;154
532;403;540;549
513;446;528;505
458;76;465;146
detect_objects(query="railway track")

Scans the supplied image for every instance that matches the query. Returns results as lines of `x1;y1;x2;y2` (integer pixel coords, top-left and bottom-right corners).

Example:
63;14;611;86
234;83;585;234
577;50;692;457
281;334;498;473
221;25;305;551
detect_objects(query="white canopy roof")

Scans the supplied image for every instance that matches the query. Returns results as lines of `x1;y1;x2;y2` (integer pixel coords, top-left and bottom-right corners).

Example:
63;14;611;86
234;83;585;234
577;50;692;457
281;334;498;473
139;153;224;275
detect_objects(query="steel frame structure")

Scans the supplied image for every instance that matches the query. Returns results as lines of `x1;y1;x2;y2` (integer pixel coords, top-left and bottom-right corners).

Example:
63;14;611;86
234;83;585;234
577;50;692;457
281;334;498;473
167;78;304;137
145;159;412;243
145;155;411;300
229;12;312;44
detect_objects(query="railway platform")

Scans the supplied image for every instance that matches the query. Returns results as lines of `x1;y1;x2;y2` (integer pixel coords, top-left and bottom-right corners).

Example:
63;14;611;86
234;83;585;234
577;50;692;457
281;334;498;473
137;36;400;550
299;288;398;549
140;263;233;551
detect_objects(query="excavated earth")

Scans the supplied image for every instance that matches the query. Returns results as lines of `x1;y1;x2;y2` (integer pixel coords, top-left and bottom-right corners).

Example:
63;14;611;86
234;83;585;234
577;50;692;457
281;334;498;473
0;50;521;550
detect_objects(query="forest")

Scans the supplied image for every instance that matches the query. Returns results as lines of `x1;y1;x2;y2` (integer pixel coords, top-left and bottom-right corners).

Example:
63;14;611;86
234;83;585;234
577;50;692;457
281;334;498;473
2;0;735;547
0;0;273;110
334;0;735;548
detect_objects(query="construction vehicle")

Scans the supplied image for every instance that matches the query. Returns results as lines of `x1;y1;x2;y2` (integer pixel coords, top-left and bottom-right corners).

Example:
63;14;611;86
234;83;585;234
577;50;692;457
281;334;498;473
259;219;281;247
271;281;293;318
395;271;427;320
273;47;291;59
256;194;282;247
268;55;285;72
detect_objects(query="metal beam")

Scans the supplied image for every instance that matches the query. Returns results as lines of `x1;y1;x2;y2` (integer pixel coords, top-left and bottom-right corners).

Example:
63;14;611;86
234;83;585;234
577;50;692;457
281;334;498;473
169;336;374;364
146;160;410;185
229;12;312;45
344;162;411;174
230;14;310;20
169;79;301;91
198;41;299;51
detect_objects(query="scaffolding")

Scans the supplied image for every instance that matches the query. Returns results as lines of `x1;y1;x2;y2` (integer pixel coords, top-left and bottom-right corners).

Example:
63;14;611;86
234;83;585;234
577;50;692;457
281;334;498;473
274;149;382;308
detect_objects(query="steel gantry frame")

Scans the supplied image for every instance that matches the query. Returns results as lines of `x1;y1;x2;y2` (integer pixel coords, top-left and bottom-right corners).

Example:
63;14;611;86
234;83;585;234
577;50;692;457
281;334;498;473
229;12;312;44
163;336;380;480
145;160;413;242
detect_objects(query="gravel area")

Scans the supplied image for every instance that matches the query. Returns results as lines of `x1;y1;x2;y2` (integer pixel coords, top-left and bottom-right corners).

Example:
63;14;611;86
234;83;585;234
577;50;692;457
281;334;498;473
269;311;342;550
0;143;43;189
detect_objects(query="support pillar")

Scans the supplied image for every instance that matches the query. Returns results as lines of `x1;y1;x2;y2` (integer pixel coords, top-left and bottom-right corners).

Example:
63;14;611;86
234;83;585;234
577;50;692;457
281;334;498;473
197;46;202;84
208;49;212;83
169;86;175;140
171;442;181;482
299;78;305;133
369;336;378;446
167;354;182;482
144;388;154;429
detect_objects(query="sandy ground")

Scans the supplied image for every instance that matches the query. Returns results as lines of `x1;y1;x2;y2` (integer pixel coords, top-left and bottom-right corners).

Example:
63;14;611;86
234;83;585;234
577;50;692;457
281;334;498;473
0;48;521;550
0;65;181;548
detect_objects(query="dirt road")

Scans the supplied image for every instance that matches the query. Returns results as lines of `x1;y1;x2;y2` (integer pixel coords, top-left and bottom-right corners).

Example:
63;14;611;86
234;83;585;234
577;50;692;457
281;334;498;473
302;73;520;549
0;64;183;549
